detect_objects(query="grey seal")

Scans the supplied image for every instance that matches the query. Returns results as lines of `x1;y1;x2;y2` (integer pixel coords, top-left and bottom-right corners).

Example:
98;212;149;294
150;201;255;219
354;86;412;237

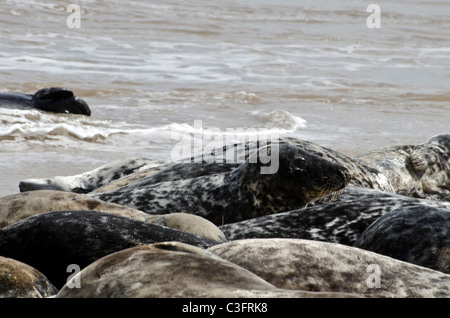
354;205;450;274
0;87;91;116
220;186;450;245
19;157;166;194
0;190;227;243
357;133;450;201
0;256;58;298
55;242;359;298
0;210;219;288
280;137;394;192
18;136;392;195
208;238;450;298
92;143;352;225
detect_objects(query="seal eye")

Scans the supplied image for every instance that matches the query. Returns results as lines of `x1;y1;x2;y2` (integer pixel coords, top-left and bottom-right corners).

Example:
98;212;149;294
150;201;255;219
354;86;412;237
290;157;306;173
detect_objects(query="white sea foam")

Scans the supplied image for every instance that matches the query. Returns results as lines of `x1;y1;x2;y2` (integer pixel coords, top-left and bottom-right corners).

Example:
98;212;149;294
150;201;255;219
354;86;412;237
251;110;307;132
0;108;158;142
0;107;305;148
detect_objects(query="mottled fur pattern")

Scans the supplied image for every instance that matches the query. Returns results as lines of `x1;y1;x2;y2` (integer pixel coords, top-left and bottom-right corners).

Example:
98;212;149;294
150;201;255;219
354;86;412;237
190;137;394;192
208;239;450;298
0;210;218;288
93;144;351;225
17;136;393;196
0;256;58;298
19;157;167;193
55;242;358;298
281;137;394;192
221;186;450;245
354;206;450;274
357;134;450;201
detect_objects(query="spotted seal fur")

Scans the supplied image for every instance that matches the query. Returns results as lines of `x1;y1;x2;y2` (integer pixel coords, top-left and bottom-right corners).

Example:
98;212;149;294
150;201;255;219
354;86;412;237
92;143;351;225
19;157;167;194
208;238;450;298
0;190;227;243
55;242;359;298
0;87;91;116
21;134;448;200
280;137;394;192
354;205;450;274
0;190;152;228
357;134;450;201
0;256;58;298
0;210;219;288
18;136;392;195
220;186;450;245
90;162;240;195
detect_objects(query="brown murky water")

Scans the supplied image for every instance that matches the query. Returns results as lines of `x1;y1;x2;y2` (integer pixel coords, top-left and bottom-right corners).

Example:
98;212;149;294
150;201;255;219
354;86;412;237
1;0;449;196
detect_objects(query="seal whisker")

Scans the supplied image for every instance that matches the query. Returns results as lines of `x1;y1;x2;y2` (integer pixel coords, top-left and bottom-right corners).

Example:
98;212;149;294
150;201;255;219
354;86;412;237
329;189;344;202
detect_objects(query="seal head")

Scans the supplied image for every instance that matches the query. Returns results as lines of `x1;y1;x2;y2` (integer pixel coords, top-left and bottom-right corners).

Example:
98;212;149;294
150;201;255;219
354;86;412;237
228;143;352;210
32;87;91;116
94;143;351;225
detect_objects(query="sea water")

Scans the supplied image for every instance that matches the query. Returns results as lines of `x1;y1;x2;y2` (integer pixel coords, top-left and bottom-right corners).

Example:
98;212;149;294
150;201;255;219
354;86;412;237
1;0;449;196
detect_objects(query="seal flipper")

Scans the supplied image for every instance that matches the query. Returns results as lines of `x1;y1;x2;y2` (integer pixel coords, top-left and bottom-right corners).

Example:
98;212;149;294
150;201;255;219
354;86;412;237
410;149;437;173
32;87;91;116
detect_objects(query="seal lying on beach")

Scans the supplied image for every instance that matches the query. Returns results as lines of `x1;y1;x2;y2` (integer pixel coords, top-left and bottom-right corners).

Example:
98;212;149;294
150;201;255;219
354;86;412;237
0;190;227;243
0;256;58;298
92;144;352;225
354;205;450;274
55;242;358;298
17;134;449;200
0;210;218;288
208;238;450;298
357;134;450;201
0;87;91;116
280;137;394;192
18;136;392;195
220;186;450;245
19;157;166;194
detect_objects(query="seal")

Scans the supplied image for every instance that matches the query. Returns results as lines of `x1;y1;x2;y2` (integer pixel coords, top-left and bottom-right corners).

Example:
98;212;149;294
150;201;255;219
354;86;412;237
19;157;167;194
24;133;448;199
357;133;450;201
151;137;392;192
354;205;450;274
277;137;393;192
18;136;393;195
0;87;91;116
0;190;227;243
90;161;239;194
92;143;352;225
19;161;240;195
146;213;227;243
0;256;58;298
0;190;152;228
220;186;450;245
55;241;358;298
0;210;219;288
207;238;450;298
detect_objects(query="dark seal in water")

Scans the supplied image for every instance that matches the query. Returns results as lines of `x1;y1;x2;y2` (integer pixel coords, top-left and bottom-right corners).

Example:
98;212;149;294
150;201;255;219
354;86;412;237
0;87;91;116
